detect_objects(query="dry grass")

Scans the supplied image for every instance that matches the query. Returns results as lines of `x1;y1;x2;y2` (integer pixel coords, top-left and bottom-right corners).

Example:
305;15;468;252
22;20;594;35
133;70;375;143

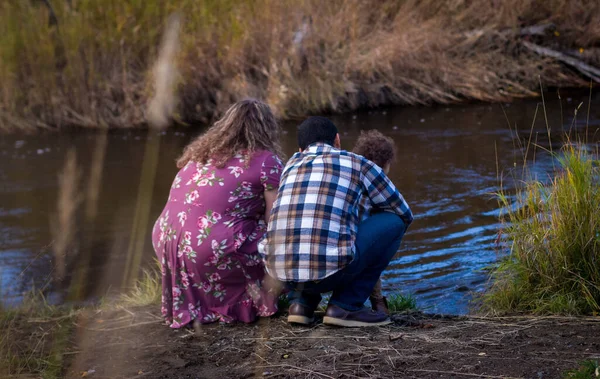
1;0;599;130
119;260;163;307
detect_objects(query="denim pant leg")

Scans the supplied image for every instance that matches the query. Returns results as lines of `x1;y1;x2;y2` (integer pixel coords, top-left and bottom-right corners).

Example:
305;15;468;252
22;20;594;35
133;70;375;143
328;212;406;311
287;282;323;310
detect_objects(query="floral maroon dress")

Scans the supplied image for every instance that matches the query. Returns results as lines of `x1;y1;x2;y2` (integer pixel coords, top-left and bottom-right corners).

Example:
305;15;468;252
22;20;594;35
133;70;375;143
151;150;283;328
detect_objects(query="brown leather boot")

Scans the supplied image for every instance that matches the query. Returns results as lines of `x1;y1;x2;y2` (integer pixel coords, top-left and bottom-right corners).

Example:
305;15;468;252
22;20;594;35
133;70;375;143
369;296;389;315
323;304;391;327
287;303;315;325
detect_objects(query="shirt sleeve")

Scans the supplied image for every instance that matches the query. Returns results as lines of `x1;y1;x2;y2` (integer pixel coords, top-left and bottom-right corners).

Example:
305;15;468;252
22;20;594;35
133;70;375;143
360;158;414;227
260;153;284;191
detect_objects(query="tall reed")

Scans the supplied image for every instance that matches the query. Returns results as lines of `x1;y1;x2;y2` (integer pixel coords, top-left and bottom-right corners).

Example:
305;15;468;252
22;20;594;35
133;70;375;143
1;0;599;130
51;148;82;284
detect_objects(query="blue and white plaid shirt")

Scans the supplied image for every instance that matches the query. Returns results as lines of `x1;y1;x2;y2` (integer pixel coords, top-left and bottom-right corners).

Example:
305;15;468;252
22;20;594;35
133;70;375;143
263;143;413;282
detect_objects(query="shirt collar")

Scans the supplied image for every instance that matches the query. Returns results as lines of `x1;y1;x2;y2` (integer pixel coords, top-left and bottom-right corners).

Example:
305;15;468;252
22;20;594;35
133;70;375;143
304;142;337;153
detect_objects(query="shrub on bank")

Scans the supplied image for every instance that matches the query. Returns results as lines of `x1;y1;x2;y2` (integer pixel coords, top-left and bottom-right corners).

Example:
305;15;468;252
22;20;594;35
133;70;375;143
485;144;600;314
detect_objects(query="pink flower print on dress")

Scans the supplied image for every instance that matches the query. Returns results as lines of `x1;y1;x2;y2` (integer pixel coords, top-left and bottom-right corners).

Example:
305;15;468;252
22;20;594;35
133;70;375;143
208;272;221;282
228;166;244;178
211;239;227;257
196;211;221;246
177;211;187;227
205;254;219;266
200;281;212;293
173;312;185;326
172;175;182;189
213;283;227;302
245;254;261;267
208;211;222;224
184;189;200;205
198;216;210;229
203;312;219;323
217;262;230;271
183;231;192;244
172;287;184;311
227;203;251;218
233;232;247;249
183;245;197;263
257;304;272;317
180;270;190;289
188;303;198;319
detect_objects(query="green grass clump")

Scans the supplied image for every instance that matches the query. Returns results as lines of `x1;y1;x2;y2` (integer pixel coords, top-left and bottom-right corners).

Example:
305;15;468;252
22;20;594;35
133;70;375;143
119;262;162;307
564;360;599;379
485;144;600;315
0;291;77;379
387;293;417;313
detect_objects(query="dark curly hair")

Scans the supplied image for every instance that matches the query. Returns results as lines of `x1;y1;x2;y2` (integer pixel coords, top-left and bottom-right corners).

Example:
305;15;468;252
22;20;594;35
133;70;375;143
352;129;396;169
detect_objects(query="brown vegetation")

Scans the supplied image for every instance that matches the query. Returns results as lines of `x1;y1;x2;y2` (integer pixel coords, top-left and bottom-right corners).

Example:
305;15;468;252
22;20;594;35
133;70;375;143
1;0;600;130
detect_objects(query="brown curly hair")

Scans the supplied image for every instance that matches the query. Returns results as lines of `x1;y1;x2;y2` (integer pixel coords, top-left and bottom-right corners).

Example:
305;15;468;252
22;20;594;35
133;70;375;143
177;99;284;168
352;129;396;168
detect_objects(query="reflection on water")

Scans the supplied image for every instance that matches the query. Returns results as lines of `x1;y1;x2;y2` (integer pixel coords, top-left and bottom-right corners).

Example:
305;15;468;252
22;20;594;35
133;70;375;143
1;91;599;313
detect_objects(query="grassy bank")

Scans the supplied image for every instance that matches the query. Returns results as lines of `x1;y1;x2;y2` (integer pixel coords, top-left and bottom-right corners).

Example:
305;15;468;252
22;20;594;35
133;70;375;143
0;293;78;378
485;143;600;315
1;0;600;130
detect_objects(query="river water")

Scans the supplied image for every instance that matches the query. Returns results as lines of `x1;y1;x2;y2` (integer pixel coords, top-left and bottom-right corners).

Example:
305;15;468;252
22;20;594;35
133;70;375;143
1;91;599;314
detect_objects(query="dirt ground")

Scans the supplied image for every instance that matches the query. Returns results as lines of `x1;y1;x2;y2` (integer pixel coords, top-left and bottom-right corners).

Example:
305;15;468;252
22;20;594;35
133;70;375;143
65;306;600;379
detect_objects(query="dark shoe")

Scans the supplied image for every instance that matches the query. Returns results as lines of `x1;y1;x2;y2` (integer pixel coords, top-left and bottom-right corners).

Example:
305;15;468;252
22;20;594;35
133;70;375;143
370;296;389;315
287;303;315;325
323;304;391;327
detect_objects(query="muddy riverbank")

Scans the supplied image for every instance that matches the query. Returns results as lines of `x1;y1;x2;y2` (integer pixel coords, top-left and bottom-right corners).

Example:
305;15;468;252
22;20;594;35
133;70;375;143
57;306;600;378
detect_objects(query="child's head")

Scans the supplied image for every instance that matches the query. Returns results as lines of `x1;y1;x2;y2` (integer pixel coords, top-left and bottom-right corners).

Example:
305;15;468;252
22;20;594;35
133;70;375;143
353;130;396;173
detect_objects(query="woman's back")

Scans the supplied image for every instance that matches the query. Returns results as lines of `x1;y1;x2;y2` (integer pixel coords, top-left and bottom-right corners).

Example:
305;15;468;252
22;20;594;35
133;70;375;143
151;99;284;328
154;150;281;256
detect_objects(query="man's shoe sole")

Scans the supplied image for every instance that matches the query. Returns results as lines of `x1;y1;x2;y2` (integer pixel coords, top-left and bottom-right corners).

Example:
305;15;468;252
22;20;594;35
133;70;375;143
287;314;314;325
322;316;392;327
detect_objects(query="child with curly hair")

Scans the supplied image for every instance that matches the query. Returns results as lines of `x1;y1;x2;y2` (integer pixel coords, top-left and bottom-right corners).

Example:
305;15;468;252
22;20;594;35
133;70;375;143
353;130;398;315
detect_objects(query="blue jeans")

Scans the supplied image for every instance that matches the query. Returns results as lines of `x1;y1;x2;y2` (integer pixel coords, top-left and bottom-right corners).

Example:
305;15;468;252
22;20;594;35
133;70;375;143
286;212;407;311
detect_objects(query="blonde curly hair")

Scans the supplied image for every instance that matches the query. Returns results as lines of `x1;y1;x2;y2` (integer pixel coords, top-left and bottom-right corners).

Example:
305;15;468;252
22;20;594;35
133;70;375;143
177;99;284;168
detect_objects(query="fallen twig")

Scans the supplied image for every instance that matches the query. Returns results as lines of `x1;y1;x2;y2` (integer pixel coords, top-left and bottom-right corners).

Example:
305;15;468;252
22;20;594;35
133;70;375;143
243;335;371;341
83;319;161;332
258;364;334;379
409;369;523;379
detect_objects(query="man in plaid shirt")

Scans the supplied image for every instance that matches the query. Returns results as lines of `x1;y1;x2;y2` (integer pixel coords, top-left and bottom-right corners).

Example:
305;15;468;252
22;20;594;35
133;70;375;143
263;116;413;327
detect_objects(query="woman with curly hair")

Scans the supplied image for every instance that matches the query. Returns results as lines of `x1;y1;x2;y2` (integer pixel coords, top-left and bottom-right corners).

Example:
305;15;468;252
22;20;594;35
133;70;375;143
152;99;285;328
